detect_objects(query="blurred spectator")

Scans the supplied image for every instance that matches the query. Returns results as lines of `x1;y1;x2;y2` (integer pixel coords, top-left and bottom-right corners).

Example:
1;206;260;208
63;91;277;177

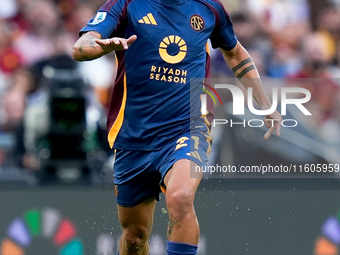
31;30;76;83
0;20;23;76
0;67;34;132
1;85;26;132
247;0;310;32
55;0;77;21
7;0;32;33
13;0;61;64
288;34;339;121
230;12;262;50
292;33;334;78
65;2;95;36
316;7;340;62
267;43;302;78
308;0;334;30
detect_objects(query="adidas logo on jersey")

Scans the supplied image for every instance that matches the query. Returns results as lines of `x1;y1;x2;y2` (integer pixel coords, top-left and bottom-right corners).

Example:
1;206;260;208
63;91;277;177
138;13;157;25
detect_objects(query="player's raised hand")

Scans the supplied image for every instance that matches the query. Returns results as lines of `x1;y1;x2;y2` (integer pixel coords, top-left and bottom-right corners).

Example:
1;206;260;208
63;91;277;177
95;35;137;52
263;108;283;140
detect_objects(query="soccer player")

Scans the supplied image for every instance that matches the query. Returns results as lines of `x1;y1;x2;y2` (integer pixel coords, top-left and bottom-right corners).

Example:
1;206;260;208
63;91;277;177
72;0;283;254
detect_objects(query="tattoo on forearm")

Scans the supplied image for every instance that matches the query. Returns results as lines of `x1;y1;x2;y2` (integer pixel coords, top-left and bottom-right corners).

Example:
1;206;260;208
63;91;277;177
89;40;97;49
236;65;256;79
79;38;97;49
231;58;252;73
167;214;178;238
231;57;256;79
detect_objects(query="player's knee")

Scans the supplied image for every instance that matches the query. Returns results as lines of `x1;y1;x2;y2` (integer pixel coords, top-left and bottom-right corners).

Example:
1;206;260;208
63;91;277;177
166;189;194;218
122;225;149;252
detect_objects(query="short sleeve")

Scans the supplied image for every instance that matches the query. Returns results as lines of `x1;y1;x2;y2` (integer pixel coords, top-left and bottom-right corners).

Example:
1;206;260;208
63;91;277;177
79;0;127;39
209;0;237;50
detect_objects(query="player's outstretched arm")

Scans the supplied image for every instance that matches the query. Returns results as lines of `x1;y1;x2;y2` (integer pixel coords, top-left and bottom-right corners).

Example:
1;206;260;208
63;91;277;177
72;31;137;61
220;41;283;140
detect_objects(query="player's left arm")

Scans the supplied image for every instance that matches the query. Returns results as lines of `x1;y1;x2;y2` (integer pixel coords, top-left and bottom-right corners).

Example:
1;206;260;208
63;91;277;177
221;41;283;140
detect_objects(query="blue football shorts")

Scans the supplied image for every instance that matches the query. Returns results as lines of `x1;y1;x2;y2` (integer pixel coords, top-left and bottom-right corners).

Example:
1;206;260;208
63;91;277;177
112;123;212;207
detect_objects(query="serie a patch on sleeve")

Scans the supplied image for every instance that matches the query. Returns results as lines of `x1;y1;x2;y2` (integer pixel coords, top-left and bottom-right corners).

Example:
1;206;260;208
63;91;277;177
90;12;107;25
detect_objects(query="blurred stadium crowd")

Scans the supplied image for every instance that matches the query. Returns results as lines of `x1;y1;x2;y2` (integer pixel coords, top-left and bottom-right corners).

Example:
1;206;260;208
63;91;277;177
0;0;340;180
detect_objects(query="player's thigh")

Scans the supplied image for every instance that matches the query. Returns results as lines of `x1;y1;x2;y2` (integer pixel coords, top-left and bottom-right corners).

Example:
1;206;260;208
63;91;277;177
118;196;157;235
163;159;203;197
114;149;162;207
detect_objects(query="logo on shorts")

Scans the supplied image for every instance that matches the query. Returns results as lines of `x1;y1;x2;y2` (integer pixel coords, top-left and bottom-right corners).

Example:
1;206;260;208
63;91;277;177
114;185;118;197
159;35;187;64
175;137;189;151
90;12;107;25
190;15;204;31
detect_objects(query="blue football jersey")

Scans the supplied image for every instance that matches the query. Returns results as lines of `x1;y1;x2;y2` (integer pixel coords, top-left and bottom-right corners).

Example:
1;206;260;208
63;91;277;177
80;0;237;150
